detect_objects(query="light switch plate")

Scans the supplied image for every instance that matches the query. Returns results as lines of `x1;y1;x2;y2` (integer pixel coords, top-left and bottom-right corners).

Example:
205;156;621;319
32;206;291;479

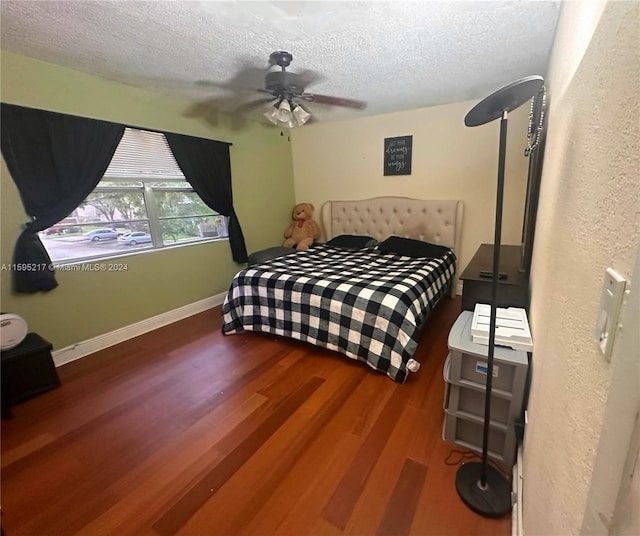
594;267;626;362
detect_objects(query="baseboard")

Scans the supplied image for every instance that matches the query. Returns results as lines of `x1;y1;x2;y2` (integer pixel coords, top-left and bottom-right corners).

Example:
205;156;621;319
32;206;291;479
52;292;227;367
456;282;463;296
512;445;524;536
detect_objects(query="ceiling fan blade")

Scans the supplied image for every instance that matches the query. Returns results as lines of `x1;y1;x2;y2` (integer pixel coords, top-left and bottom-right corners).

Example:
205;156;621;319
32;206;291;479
183;99;224;126
301;94;367;110
195;80;268;93
296;69;324;90
183;101;251;132
234;97;277;114
195;61;271;92
195;79;232;89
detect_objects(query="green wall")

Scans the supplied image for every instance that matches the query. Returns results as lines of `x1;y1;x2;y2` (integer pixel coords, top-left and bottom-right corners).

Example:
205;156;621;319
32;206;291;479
0;51;295;349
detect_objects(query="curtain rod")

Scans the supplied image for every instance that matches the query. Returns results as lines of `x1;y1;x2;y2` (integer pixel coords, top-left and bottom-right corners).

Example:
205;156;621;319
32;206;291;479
0;102;233;146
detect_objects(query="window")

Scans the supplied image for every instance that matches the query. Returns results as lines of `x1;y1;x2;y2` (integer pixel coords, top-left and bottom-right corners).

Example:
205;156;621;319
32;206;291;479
41;128;228;263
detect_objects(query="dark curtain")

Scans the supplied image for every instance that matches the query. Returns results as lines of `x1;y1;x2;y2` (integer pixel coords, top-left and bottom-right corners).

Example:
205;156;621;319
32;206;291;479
164;133;247;263
0;103;125;292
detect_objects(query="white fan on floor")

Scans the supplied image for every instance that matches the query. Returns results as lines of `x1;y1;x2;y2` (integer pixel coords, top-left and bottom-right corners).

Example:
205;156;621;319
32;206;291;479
0;313;28;350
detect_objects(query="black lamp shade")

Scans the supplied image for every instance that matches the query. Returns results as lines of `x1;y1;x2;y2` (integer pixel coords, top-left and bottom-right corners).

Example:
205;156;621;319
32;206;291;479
465;76;544;127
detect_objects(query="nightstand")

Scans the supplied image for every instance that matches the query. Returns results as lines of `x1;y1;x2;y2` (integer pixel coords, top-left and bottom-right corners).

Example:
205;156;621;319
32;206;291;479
1;333;60;416
459;244;529;311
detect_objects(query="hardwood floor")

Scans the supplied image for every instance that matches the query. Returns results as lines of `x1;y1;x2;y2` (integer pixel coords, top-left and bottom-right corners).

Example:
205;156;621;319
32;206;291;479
1;297;511;536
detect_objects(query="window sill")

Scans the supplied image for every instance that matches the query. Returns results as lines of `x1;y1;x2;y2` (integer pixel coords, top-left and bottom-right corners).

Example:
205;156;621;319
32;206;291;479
49;236;229;267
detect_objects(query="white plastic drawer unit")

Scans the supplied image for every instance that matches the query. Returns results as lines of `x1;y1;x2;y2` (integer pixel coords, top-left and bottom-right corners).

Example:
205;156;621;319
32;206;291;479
448;381;510;424
442;311;529;468
443;354;510;424
448;349;519;393
447;312;528;397
442;410;517;466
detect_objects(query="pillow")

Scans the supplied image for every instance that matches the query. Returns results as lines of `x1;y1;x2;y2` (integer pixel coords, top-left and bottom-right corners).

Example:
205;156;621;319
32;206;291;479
247;246;296;266
326;234;378;249
377;236;451;258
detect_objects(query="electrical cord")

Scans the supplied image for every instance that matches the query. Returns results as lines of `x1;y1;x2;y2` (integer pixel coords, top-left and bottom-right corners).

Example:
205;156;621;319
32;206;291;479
445;448;478;466
444;448;512;479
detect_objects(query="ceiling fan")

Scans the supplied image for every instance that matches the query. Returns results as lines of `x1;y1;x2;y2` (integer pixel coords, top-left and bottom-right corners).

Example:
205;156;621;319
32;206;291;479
227;51;367;128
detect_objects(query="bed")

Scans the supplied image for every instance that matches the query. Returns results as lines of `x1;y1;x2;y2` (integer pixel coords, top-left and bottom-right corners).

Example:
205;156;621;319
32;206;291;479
222;197;463;382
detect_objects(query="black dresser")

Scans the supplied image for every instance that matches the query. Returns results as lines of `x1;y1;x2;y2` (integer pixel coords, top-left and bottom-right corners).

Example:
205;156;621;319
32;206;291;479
459;244;529;311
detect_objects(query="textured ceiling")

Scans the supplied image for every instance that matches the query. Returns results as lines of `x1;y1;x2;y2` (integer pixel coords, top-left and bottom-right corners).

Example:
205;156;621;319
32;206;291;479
0;1;561;125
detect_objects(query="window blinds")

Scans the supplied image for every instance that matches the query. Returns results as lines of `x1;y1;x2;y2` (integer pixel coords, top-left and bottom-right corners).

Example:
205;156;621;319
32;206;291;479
104;128;185;179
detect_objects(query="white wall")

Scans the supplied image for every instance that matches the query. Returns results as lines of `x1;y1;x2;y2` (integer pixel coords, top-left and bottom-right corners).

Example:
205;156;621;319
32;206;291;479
524;1;640;534
290;99;531;282
605;248;640;536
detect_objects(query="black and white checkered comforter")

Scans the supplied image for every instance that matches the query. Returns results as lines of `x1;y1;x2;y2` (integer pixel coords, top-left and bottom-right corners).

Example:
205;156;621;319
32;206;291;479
221;244;456;382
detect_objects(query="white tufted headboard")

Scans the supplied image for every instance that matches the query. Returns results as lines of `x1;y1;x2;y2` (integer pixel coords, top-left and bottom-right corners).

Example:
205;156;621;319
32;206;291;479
321;197;463;255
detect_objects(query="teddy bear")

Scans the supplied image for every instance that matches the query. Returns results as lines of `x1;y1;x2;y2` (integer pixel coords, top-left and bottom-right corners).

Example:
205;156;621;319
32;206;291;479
283;202;321;251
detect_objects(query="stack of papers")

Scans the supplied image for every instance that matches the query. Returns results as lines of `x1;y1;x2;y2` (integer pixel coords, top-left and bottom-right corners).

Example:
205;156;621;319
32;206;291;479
471;303;533;352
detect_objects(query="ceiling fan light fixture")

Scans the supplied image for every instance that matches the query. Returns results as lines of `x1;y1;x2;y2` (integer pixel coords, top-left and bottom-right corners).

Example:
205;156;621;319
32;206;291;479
292;104;311;126
264;97;312;128
276;98;292;122
264;105;279;125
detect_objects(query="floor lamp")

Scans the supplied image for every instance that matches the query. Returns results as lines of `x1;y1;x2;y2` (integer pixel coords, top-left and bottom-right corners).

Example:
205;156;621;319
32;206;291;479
455;76;544;517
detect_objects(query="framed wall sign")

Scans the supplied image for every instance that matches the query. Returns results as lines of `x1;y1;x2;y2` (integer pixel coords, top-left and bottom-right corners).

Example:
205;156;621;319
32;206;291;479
383;135;412;176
